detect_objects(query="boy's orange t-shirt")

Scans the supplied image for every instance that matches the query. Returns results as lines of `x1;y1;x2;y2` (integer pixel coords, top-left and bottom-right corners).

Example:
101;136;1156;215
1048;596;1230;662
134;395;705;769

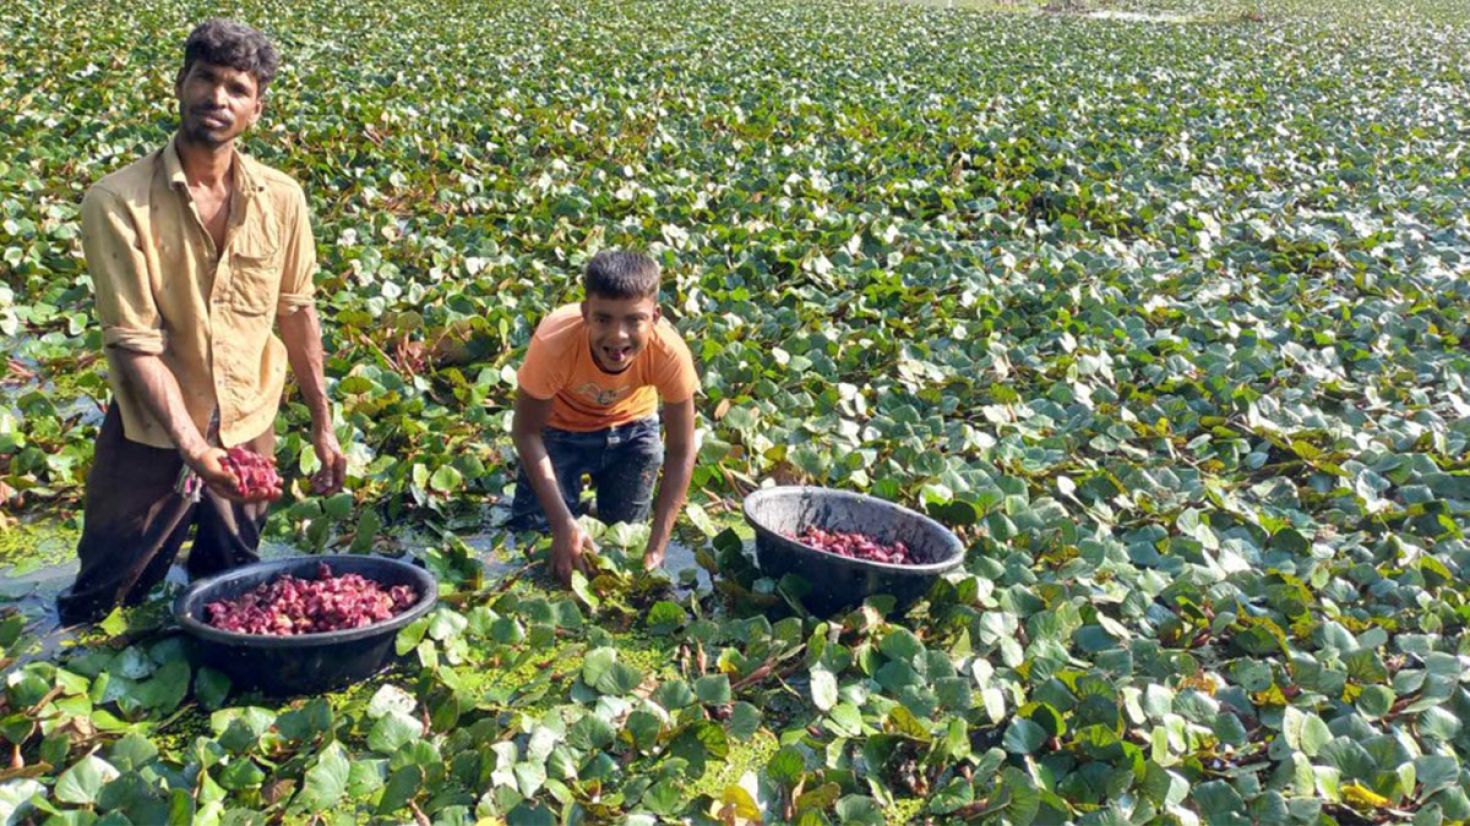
517;304;698;432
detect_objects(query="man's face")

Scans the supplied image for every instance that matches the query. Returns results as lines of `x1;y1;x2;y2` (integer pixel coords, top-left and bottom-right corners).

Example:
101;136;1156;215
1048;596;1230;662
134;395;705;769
582;294;660;373
175;61;263;149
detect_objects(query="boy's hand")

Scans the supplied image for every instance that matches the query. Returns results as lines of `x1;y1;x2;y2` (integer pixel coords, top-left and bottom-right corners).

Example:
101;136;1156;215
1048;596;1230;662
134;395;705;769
551;522;597;586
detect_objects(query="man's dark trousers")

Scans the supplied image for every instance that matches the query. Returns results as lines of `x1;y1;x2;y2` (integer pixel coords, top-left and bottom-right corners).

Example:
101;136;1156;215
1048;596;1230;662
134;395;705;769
56;406;272;625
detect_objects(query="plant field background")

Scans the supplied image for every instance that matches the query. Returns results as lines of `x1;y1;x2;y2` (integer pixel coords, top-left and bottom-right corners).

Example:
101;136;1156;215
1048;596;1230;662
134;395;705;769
0;0;1468;823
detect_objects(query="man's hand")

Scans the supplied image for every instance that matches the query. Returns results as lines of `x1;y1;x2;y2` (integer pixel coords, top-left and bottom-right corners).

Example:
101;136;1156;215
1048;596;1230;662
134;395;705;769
550;522;597;587
309;426;347;495
185;446;238;496
184;447;280;503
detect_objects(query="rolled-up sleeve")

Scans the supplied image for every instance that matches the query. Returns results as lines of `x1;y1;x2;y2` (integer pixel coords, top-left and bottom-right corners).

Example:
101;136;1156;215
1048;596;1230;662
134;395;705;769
276;187;317;316
82;187;165;354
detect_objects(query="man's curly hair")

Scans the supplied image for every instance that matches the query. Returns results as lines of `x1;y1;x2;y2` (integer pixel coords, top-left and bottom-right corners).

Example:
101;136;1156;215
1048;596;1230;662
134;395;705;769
180;19;278;91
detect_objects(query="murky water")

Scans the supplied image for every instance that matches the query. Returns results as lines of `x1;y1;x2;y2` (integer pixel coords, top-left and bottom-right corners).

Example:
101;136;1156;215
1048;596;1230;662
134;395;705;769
0;527;310;660
454;530;540;580
0;520;717;655
458;529;713;595
1;349;107;429
661;539;713;594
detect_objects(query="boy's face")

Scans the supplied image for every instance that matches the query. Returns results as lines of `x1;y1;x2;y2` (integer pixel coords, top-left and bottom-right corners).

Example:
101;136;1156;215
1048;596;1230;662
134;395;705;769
582;293;660;373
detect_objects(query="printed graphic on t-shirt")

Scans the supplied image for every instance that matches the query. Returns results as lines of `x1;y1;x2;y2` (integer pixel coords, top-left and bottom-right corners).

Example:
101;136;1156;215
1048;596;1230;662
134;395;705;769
573;382;633;408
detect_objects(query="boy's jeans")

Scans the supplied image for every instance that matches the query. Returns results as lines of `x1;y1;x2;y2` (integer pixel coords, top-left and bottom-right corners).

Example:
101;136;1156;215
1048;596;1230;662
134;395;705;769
507;417;664;532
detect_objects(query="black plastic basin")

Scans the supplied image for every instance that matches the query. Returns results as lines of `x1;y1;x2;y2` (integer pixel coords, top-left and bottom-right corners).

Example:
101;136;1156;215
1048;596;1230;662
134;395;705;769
174;554;438;696
742;486;965;616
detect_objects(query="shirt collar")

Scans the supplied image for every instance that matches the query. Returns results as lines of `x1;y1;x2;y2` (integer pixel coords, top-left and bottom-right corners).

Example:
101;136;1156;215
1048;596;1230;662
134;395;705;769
163;134;266;199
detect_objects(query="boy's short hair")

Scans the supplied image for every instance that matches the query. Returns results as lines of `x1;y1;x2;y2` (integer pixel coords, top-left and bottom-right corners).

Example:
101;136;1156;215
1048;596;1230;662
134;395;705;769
181;19;279;92
584;250;660;301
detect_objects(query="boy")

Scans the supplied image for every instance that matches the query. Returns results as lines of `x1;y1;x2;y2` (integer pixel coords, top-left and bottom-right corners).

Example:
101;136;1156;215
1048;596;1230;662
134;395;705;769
509;250;698;586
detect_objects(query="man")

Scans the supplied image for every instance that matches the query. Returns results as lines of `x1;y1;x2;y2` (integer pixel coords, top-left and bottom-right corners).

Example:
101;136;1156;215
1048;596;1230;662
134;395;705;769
57;19;346;624
509;250;699;585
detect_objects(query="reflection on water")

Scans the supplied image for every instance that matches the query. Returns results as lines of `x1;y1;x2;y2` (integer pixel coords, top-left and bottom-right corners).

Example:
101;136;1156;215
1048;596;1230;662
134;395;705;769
662;539;713;594
0;556;79;653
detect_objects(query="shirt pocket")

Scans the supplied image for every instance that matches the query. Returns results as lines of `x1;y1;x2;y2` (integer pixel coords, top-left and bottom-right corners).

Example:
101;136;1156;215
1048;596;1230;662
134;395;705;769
229;247;281;316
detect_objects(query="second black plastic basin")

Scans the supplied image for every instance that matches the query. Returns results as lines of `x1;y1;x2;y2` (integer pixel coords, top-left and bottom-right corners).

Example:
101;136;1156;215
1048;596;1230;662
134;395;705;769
742;486;965;615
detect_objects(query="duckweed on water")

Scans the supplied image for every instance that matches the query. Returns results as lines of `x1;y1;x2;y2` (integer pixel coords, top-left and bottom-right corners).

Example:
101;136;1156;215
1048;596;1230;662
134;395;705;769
0;520;78;574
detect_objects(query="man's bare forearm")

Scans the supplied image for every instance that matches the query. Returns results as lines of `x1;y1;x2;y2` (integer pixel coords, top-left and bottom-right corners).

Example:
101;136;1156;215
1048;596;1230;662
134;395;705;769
278;306;332;427
113;350;210;460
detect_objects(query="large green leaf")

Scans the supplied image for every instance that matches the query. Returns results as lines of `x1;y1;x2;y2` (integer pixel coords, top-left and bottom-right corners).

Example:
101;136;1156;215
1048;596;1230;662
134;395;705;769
55;755;119;805
367;710;424;755
295;743;351;812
